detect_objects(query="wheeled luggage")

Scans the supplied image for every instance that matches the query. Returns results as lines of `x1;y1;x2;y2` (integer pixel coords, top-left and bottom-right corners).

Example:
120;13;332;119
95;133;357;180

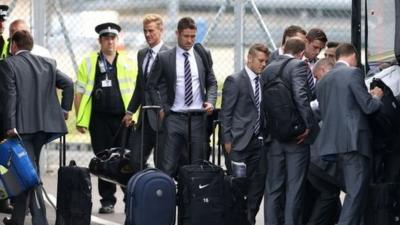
125;105;176;225
0;137;40;198
55;135;92;225
178;110;225;225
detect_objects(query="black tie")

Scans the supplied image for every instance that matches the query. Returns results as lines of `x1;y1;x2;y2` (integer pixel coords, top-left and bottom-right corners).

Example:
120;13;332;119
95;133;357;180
143;48;153;78
183;52;193;106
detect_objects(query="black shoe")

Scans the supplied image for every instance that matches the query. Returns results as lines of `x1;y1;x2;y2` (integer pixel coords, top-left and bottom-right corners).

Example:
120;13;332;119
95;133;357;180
3;217;17;225
0;201;13;214
99;205;114;214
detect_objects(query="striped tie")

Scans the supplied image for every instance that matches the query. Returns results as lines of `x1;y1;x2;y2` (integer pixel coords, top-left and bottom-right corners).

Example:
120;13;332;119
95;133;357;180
143;48;153;78
183;52;193;106
305;59;316;94
254;76;260;135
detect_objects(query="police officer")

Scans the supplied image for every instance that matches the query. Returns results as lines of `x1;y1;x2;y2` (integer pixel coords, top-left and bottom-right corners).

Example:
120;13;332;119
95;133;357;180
74;22;137;214
0;5;9;59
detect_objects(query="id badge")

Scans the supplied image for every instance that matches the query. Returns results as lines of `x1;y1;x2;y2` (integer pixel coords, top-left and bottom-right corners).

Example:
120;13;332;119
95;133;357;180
101;79;112;87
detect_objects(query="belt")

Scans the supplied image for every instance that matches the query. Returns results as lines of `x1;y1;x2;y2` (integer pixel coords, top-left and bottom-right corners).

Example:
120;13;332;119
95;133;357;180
170;111;204;116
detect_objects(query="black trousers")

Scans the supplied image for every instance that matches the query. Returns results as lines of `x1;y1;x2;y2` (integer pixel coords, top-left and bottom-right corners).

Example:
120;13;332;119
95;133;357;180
89;112;124;206
230;136;266;219
12;132;49;225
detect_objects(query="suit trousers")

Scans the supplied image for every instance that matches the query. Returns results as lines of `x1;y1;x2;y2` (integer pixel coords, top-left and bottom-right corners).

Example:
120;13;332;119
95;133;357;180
12;132;49;225
89;112;124;206
306;168;341;225
230;136;266;222
130;115;164;168
337;152;369;225
265;139;310;225
161;113;206;177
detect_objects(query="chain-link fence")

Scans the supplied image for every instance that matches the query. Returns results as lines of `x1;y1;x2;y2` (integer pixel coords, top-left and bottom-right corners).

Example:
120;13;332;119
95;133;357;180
0;0;353;171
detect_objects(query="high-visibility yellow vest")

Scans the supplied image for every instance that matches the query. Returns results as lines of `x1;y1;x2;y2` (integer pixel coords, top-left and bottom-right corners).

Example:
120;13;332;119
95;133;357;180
0;40;9;59
75;52;137;128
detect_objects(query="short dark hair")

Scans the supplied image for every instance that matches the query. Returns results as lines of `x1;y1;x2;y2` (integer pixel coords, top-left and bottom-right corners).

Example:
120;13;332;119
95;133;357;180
335;43;358;60
248;43;270;57
306;28;328;44
11;30;33;51
326;41;339;49
177;17;196;31
284;37;305;55
281;25;306;45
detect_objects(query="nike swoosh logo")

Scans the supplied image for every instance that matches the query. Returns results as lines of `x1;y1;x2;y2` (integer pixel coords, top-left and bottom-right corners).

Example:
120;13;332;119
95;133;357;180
199;184;210;189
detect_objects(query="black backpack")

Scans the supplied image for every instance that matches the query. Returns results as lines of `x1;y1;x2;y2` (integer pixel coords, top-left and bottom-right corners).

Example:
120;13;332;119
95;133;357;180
262;58;306;141
369;78;400;140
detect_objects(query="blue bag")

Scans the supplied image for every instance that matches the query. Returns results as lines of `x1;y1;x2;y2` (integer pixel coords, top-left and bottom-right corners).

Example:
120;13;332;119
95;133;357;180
0;138;40;198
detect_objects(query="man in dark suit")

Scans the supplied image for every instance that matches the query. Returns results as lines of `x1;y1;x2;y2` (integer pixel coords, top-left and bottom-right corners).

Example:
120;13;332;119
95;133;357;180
147;17;217;177
269;25;306;63
262;37;318;225
221;43;269;225
315;43;383;225
122;14;169;168
0;30;73;225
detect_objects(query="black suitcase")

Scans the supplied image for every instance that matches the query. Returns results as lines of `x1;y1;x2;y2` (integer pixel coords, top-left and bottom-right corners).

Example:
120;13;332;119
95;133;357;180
365;182;400;225
178;110;225;225
55;135;92;225
125;105;176;225
212;119;250;225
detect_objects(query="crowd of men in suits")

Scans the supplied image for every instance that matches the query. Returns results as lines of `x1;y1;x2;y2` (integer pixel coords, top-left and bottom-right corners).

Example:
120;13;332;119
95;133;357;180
0;3;389;224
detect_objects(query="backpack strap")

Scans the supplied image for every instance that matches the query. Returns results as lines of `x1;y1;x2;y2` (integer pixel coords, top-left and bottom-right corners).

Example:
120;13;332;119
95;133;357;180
194;43;213;76
277;58;295;79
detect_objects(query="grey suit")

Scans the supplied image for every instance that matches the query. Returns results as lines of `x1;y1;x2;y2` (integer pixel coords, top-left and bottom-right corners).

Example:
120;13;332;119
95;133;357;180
220;69;267;223
262;55;316;225
315;62;381;225
147;46;217;177
127;44;169;167
0;51;73;225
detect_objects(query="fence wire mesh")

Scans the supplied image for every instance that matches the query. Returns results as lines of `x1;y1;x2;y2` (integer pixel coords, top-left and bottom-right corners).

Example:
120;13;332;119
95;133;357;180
0;0;352;171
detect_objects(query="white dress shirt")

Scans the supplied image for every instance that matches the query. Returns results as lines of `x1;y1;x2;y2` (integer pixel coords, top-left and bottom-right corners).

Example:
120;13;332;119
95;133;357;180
244;66;262;103
142;40;164;75
171;46;202;112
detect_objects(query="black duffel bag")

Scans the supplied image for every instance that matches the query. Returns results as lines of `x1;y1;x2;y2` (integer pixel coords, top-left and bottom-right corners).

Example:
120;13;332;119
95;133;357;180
369;78;400;141
89;125;139;187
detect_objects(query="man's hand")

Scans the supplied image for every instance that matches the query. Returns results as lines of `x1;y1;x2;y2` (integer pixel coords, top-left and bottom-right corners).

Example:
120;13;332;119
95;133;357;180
6;128;17;138
224;143;232;154
63;112;69;120
122;113;134;127
76;126;87;134
203;102;214;115
370;86;384;99
296;128;310;144
159;110;165;121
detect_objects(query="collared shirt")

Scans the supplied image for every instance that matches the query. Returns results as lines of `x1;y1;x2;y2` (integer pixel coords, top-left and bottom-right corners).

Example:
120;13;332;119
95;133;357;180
244;65;262;102
337;60;350;67
171;46;202;112
278;47;284;55
15;50;29;55
283;53;295;58
142;40;164;75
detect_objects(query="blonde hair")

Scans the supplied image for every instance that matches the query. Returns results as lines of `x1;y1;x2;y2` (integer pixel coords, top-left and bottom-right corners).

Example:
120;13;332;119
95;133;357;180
143;14;163;27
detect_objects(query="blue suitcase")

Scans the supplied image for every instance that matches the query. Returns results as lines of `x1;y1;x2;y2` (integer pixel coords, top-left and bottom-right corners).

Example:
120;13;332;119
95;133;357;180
0;138;40;198
125;168;176;225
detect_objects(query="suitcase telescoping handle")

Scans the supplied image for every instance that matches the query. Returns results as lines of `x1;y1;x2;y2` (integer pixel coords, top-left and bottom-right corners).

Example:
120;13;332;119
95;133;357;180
211;119;222;166
59;135;66;167
141;105;161;170
186;109;207;164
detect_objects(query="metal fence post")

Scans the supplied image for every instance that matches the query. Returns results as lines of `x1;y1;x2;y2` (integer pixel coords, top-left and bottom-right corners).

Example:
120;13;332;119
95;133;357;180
32;0;46;46
234;0;245;73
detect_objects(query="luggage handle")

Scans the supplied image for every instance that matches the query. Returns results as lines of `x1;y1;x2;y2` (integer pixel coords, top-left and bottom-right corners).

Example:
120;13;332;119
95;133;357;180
141;105;161;170
186;109;207;164
211;119;222;166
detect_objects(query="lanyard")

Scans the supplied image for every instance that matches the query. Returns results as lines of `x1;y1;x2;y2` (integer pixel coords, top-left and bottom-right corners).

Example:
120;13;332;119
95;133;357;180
99;52;112;80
